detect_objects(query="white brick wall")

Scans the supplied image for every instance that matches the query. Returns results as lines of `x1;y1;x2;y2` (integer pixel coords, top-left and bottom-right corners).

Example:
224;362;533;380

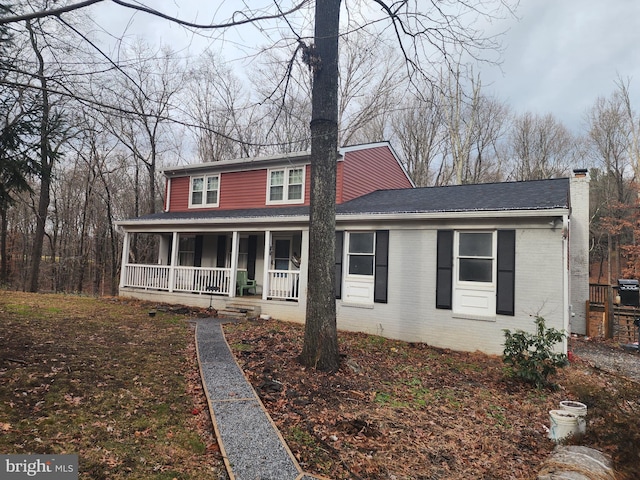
335;223;567;355
569;172;590;335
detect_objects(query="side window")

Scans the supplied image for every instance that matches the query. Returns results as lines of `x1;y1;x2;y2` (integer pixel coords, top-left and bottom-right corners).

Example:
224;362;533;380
287;168;304;200
191;177;203;206
347;232;375;276
437;229;515;316
190;175;219;207
457;232;494;283
267;167;305;204
269;170;284;201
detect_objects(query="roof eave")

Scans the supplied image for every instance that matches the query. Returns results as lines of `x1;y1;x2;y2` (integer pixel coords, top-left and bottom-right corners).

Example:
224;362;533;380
116;206;569;230
335;207;569;222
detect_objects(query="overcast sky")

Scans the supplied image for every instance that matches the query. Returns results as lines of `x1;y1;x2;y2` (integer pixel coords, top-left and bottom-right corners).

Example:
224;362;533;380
483;0;640;132
88;0;640;133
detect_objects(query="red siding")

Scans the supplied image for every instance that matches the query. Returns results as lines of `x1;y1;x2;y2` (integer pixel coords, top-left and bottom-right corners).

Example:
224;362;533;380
168;177;190;212
220;170;267;209
336;161;344;204
168;166;312;212
166;145;409;212
341;145;412;202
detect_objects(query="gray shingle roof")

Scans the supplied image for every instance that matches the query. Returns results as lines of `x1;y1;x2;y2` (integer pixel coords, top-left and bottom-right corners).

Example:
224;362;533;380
124;178;569;224
336;177;570;215
128;205;309;222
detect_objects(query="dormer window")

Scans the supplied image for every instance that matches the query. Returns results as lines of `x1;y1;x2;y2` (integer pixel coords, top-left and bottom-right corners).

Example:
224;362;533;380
190;175;219;208
267;166;305;204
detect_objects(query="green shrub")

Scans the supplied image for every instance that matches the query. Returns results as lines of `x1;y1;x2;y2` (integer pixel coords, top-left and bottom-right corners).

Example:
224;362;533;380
502;316;568;388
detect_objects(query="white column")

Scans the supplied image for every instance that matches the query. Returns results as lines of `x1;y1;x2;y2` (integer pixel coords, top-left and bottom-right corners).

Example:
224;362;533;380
262;230;271;300
119;230;130;289
229;231;239;298
299;228;309;309
168;232;179;293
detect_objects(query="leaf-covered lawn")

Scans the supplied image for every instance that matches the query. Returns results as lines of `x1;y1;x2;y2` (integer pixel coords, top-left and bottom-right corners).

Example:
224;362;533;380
0;292;226;480
224;319;639;480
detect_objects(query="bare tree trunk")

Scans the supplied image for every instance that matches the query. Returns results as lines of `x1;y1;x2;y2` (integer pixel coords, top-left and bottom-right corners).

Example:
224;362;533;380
0;206;7;284
300;0;341;372
27;20;52;293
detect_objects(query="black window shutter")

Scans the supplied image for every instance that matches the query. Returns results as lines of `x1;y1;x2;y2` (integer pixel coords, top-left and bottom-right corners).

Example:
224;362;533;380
335;231;344;299
374;230;389;303
247;235;258;280
436;230;453;310
216;235;227;268
496;229;516;316
194;235;203;267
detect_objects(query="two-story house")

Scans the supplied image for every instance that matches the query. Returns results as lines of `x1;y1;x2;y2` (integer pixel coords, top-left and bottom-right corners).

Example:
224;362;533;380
117;142;590;355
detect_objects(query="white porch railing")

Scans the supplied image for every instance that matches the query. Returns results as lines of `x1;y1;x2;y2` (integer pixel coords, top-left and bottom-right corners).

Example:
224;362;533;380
123;264;170;290
267;270;300;300
173;266;232;294
122;264;300;301
122;264;232;295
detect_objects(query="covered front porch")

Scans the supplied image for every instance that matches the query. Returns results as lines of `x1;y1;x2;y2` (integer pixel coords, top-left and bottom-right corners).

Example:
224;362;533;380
119;228;307;305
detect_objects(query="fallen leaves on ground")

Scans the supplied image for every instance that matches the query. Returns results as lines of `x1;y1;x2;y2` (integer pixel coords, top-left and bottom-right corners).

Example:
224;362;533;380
224;319;633;480
0;292;227;480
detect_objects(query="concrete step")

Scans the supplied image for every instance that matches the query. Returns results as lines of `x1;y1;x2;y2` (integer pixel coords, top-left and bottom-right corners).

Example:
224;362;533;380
218;303;261;319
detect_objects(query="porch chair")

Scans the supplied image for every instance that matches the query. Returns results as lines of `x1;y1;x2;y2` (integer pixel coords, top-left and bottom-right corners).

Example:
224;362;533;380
236;270;257;296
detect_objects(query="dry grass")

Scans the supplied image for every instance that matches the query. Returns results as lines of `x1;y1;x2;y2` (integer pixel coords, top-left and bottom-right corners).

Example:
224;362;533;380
0;292;226;480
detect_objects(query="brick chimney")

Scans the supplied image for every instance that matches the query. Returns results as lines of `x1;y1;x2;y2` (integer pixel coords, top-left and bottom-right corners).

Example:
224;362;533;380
569;168;590;335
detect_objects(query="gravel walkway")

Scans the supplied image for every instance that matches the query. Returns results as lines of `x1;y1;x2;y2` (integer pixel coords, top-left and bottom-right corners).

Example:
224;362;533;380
570;336;640;382
195;318;324;480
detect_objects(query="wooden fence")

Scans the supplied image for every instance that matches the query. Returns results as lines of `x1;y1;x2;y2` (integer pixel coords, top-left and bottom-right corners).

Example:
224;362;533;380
587;283;640;344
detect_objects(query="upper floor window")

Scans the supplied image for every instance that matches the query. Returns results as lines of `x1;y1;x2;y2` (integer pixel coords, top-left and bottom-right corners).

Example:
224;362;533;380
190;175;219;208
267;166;305;204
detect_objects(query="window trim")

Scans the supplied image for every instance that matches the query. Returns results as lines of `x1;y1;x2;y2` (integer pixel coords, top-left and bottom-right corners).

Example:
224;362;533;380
346;231;376;278
189;174;220;208
266;166;305;205
455;231;497;287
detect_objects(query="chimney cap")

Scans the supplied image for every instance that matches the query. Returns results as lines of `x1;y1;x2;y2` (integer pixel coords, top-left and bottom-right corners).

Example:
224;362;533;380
573;168;588;177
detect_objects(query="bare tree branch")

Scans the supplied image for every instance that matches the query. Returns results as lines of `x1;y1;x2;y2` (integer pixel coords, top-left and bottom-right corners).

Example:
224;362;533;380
0;0;312;27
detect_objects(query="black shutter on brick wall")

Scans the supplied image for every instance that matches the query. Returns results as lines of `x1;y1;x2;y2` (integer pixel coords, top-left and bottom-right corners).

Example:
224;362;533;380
335;231;344;299
374;230;389;303
436;230;453;310
496;230;516;316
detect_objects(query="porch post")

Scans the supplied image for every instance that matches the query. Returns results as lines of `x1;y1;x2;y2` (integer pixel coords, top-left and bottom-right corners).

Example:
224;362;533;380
299;228;310;308
168;232;179;293
262;230;271;300
119;230;130;289
230;231;239;298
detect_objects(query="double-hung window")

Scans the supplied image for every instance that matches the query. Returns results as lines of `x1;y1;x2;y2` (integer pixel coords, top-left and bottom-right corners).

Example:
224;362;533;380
453;231;496;316
457;232;494;283
347;232;375;276
436;229;515;316
190;175;219;208
267;167;305;204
